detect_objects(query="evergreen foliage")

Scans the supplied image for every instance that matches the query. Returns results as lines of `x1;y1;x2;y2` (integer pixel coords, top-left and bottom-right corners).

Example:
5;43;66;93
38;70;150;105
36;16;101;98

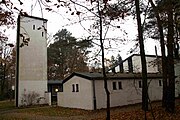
48;29;93;80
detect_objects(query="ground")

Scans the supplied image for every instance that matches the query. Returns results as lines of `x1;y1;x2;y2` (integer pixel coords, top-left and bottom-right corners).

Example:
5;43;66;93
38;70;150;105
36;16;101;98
0;99;180;120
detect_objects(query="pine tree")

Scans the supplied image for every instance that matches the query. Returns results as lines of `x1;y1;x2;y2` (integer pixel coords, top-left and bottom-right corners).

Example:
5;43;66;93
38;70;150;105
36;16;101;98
48;29;93;80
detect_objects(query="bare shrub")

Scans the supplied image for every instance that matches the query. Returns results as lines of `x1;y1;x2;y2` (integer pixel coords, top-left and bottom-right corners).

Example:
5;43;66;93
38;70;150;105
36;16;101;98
21;90;40;106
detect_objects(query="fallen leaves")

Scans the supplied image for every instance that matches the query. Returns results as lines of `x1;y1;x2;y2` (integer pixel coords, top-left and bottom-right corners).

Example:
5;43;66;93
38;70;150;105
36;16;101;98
0;100;180;120
92;104;180;120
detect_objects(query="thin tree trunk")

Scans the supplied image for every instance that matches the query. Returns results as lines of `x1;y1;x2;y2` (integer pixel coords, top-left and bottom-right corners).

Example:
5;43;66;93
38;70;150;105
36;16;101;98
15;15;20;107
0;64;5;96
148;0;168;108
98;1;110;120
135;0;148;112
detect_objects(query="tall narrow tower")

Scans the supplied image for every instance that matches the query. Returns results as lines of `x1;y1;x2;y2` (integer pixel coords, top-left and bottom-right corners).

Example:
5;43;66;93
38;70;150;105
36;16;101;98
16;15;48;107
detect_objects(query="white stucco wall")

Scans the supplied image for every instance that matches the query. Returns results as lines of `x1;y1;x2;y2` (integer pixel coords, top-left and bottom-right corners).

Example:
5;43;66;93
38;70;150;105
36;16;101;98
19;80;47;105
95;78;163;109
123;60;129;73
113;55;159;73
132;56;159;73
17;16;48;106
57;76;94;110
19;16;47;81
147;79;163;101
94;80;107;109
44;92;51;106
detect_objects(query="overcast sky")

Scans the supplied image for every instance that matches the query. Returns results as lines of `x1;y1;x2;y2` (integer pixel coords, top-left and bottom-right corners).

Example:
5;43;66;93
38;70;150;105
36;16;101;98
5;0;161;61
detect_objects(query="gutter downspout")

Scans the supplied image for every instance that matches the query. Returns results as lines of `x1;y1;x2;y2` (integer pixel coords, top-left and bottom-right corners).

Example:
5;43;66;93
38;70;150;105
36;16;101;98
15;15;20;107
92;80;97;110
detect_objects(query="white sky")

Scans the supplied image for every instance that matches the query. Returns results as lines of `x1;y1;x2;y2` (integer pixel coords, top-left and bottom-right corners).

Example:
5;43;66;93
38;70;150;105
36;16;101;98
4;0;161;62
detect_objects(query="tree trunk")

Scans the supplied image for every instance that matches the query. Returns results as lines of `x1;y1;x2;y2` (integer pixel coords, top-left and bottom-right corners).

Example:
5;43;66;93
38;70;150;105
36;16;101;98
166;1;175;113
148;0;168;108
98;1;110;120
135;0;148;111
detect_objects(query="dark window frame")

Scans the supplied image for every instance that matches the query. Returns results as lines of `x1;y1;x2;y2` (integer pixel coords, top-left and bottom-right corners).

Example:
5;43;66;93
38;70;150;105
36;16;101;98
76;84;79;92
33;25;35;30
118;81;122;89
159;80;162;86
72;84;75;92
112;82;117;90
139;81;142;88
42;32;44;37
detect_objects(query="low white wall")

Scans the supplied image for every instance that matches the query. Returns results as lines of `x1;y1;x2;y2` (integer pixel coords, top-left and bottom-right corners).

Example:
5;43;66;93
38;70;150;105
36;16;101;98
57;76;94;110
58;76;179;110
18;80;47;106
57;92;64;107
95;78;163;109
45;92;51;106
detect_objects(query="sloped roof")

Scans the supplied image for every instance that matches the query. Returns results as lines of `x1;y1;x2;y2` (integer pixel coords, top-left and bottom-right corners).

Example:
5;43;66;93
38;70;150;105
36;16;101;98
62;72;162;84
63;72;103;83
20;14;48;21
48;80;63;84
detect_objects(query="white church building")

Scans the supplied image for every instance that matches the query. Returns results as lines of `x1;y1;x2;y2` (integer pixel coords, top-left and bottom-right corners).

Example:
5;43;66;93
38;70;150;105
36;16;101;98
58;72;166;110
57;54;180;110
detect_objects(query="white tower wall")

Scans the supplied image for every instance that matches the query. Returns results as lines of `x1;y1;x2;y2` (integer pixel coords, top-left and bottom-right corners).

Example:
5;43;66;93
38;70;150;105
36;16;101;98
16;15;48;106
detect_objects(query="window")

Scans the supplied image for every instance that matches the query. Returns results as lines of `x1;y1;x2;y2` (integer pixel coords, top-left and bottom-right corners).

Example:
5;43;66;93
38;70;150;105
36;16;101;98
76;84;79;92
72;84;75;92
118;82;122;89
139;81;142;88
33;25;35;30
159;80;162;86
113;81;123;90
42;32;44;37
112;82;117;90
72;84;79;92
